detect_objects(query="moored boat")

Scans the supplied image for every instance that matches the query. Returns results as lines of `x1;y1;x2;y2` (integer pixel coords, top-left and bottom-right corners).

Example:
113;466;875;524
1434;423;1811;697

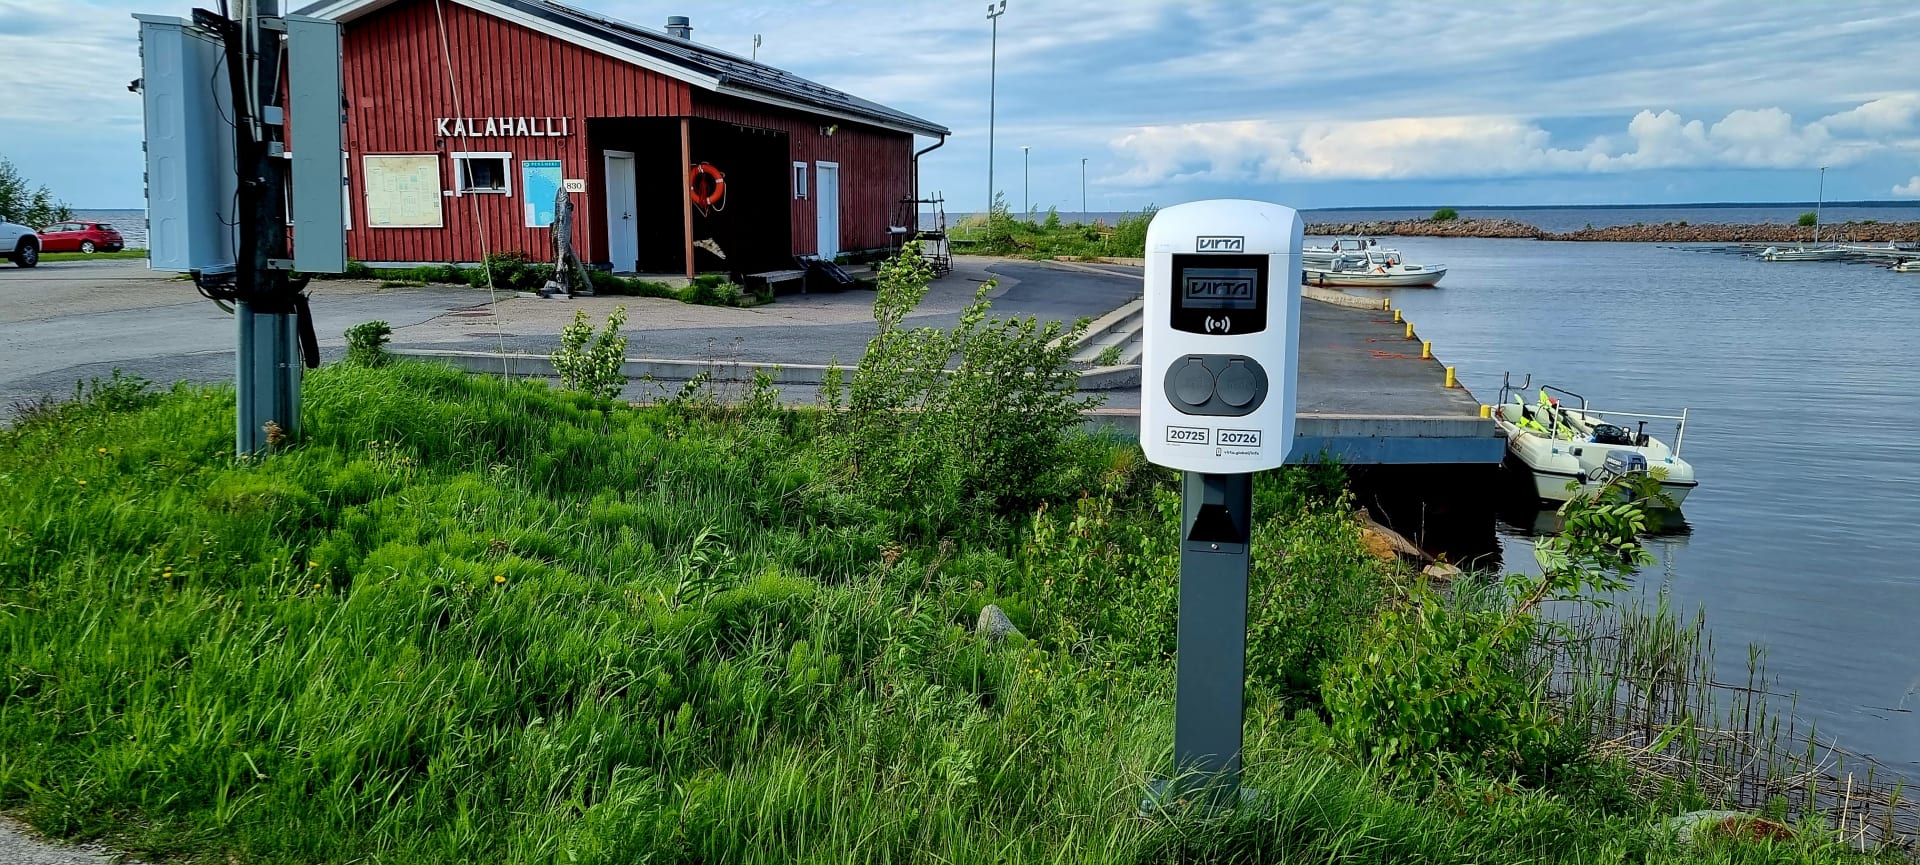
1304;249;1446;287
1491;378;1698;507
1760;245;1847;262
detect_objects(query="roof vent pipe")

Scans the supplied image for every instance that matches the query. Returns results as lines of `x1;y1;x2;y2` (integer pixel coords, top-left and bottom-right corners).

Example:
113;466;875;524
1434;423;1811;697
665;16;692;40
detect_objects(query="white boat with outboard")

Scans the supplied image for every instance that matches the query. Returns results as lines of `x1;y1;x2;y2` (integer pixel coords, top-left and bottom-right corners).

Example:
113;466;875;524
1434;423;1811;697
1760;244;1847;262
1491;376;1698;506
1304;236;1387;264
1895;259;1920;273
1304;249;1447;287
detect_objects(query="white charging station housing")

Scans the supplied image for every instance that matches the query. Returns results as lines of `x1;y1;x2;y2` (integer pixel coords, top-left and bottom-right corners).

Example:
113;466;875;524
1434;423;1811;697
1140;199;1303;473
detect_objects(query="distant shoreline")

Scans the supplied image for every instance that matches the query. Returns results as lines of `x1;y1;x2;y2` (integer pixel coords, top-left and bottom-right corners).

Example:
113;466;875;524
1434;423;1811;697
1305;218;1920;243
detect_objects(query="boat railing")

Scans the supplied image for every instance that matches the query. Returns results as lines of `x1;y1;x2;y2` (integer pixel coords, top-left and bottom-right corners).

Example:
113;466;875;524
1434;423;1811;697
1540;384;1588;410
1575;407;1690;457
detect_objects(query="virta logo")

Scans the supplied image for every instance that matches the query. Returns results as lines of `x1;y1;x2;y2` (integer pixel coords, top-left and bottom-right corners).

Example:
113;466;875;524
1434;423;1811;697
1195;236;1244;253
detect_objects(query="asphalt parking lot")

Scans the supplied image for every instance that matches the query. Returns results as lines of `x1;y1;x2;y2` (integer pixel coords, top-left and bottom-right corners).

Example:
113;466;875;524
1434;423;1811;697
0;256;1139;418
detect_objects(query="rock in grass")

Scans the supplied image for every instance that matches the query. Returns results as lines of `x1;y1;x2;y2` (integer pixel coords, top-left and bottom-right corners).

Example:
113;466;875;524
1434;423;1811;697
976;605;1023;642
1422;562;1463;582
1663;810;1796;847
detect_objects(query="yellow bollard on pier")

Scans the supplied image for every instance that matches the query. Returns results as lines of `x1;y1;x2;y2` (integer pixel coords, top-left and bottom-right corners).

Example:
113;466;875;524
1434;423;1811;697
1382;298;1391;311
1479;404;1491;418
1445;366;1458;388
1392;308;1402;322
1404;321;1414;339
1421;340;1432;359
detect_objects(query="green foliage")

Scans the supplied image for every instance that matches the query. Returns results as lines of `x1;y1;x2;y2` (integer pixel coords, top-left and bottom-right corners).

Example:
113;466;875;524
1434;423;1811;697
681;273;745;307
1430;207;1461;222
1093;343;1123;366
1324;477;1661;782
1797;211;1818;227
0;155;72;228
0;367;1885;864
823;243;1102;536
953;195;1155;260
551;306;628;400
343;320;393;367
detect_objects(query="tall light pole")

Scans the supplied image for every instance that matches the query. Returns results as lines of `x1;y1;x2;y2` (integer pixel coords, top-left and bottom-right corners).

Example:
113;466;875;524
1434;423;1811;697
986;0;1006;215
1080;157;1088;218
1815;165;1826;244
1022;145;1030;215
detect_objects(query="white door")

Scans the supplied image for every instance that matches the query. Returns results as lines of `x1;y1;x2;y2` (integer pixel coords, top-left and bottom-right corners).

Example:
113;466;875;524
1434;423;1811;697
815;161;840;260
603;150;637;272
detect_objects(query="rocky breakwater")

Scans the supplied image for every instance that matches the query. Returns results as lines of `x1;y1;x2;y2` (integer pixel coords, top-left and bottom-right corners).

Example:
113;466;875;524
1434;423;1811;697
1307;218;1543;239
1306;217;1920;243
1545;221;1920;242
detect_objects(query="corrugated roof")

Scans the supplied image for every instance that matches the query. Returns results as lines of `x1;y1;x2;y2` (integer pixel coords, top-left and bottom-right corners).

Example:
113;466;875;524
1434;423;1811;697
302;0;948;137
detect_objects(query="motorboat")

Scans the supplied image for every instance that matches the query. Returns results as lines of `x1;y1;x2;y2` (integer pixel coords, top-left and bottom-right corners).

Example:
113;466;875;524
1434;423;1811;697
1760;245;1847;262
1304;249;1447;287
1491;377;1698;507
1304;236;1387;265
1895;259;1920;273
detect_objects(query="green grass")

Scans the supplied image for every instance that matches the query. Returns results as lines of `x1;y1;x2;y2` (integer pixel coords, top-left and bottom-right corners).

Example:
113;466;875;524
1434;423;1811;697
0;365;1889;863
38;249;148;262
949;203;1152;261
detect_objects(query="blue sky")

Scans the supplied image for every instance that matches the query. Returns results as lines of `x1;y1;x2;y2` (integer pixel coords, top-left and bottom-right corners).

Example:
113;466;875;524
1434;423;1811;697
2;0;1918;211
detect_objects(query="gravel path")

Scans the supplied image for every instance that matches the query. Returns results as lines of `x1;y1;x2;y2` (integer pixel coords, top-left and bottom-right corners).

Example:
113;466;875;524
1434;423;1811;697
0;818;141;865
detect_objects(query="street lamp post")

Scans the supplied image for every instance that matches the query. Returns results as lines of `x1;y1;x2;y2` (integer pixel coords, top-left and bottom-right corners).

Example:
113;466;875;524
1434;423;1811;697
1022;145;1030;215
1081;157;1087;219
1815;165;1826;244
986;1;1006;216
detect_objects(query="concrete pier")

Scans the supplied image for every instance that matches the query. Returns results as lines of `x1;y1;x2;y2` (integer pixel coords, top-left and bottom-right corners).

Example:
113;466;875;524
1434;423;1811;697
1084;293;1504;466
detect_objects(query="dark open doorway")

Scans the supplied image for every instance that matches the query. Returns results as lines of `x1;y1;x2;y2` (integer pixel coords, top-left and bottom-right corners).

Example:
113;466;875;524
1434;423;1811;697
590;117;792;276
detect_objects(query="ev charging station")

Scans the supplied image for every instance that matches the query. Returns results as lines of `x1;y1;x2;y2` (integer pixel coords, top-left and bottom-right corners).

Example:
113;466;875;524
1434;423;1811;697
1139;199;1303;807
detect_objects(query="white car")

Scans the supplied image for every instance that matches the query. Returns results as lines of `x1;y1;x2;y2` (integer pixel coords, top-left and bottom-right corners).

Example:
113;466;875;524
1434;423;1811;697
1;214;39;268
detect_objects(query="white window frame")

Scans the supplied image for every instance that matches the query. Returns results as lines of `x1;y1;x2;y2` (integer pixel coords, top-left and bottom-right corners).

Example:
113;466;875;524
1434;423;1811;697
453;151;514;196
793;161;808;200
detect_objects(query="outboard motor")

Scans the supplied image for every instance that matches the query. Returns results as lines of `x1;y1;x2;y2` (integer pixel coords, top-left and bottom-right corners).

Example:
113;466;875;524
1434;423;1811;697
1597;450;1649;483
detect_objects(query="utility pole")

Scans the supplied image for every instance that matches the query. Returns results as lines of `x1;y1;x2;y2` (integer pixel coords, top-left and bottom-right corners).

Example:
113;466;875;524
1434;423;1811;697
986;0;1006;215
1022;145;1029;215
222;0;305;456
1081;157;1087;218
195;0;322;455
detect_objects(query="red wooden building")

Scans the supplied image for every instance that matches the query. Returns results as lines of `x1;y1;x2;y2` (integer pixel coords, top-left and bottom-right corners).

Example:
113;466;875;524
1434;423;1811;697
301;0;948;275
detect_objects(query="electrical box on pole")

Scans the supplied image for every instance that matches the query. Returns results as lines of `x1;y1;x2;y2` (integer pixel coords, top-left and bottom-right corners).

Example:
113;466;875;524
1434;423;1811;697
135;15;239;273
1138;199;1303;811
285;14;347;275
134;3;329;456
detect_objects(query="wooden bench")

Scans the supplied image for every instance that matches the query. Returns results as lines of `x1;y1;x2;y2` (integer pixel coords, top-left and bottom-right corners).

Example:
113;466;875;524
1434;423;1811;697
745;268;808;296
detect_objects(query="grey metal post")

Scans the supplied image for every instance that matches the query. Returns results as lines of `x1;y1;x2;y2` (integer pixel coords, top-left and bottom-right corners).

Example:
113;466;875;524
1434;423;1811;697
228;2;301;455
985;1;1005;214
236;303;302;451
1168;471;1254;807
1080;157;1087;218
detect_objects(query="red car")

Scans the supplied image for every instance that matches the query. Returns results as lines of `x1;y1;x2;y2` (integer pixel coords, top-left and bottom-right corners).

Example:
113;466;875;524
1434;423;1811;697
37;221;125;254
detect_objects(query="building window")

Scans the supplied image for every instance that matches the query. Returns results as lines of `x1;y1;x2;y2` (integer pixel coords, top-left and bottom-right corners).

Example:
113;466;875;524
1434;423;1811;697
453;152;513;195
793;161;808;199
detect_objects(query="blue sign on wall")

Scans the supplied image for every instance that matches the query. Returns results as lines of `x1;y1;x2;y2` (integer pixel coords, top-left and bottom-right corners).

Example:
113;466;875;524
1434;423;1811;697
522;160;564;227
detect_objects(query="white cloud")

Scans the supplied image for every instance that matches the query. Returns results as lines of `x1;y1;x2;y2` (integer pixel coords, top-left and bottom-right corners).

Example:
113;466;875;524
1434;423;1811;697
1106;97;1919;186
1895;177;1920;197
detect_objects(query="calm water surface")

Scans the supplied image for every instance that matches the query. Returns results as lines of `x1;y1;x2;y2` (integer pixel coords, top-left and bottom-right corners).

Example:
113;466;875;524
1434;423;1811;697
1346;238;1919;775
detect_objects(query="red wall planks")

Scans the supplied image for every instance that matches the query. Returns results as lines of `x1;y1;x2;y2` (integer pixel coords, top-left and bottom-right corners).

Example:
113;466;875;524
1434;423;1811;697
338;0;918;265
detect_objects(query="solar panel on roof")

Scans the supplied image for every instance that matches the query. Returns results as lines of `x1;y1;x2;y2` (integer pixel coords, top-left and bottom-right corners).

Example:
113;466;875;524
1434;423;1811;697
495;0;945;135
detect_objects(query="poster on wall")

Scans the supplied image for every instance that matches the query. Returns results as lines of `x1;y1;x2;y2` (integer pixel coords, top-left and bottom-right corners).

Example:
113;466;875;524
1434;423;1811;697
522;160;564;227
362;155;443;228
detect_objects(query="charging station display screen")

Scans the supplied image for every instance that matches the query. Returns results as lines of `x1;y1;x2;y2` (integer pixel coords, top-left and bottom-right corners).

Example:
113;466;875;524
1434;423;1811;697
1170;253;1269;334
1182;268;1259;309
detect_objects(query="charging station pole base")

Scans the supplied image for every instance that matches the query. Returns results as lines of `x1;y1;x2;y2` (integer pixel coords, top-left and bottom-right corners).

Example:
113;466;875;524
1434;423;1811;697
235;301;302;455
1145;471;1254;813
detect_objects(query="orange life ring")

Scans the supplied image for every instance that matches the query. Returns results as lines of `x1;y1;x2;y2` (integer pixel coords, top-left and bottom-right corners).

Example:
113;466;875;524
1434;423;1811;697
689;162;726;209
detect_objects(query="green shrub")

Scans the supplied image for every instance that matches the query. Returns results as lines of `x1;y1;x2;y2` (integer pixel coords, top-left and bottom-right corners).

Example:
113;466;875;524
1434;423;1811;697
823;243;1101;536
1797;211;1818;227
343;320;393;367
1431;207;1460;222
551;307;628;400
